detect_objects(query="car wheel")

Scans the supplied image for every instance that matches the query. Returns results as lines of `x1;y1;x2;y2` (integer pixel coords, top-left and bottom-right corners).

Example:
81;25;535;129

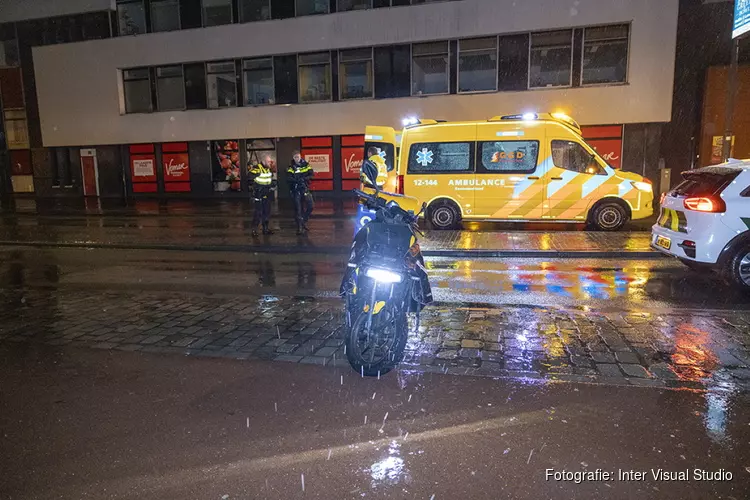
429;202;459;230
724;243;750;293
591;202;628;231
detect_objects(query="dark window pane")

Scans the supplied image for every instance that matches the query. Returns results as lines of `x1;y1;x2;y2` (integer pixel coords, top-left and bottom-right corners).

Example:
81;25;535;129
299;63;331;102
478;141;538;173
407;142;473;174
338;0;370;11
180;0;203;29
551;140;599;173
373;0;389;6
412;42;449;95
296;0;328;16
124;80;152;113
78;11;112;41
184;63;207;109
274;54;298;104
240;0;271;21
244;58;274;104
340;60;372;99
340;48;372;99
207;61;237;108
204;0;233;26
530;30;572;88
156;65;185;111
117;1;147;35
0;23;15;41
582;24;629;85
374;45;410;98
0;67;25;108
271;0;295;19
459;37;496;92
152;0;181;31
498;34;528;91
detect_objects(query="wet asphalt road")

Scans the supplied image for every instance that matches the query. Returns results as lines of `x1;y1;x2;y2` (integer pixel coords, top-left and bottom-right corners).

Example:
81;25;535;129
1;344;749;500
1;246;747;312
2;247;750;499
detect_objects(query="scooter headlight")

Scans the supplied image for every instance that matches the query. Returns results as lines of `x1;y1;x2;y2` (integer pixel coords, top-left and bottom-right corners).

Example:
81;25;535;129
365;268;403;283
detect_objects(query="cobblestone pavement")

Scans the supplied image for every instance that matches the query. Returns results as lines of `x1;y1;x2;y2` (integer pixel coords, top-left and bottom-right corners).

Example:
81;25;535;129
2;287;749;391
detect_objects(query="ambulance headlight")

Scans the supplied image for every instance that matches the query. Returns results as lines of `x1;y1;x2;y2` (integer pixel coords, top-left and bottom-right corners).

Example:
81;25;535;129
366;268;403;283
632;181;653;193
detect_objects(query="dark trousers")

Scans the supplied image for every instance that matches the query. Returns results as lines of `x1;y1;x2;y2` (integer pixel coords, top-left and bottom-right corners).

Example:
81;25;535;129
292;189;314;224
252;196;270;227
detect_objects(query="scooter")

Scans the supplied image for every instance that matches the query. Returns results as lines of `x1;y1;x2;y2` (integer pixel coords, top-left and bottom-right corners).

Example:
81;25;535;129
340;170;432;376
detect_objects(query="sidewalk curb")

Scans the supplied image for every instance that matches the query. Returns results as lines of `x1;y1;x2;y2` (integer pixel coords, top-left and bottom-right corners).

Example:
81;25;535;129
0;240;663;259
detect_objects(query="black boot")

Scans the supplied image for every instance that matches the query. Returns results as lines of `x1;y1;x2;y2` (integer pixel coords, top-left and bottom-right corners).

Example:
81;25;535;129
302;220;310;232
262;223;274;235
251;226;259;237
296;222;304;235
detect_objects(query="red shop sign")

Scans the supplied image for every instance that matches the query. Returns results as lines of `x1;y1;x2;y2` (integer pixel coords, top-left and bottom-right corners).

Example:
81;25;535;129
302;136;333;190
341;135;364;181
163;152;190;182
581;125;623;170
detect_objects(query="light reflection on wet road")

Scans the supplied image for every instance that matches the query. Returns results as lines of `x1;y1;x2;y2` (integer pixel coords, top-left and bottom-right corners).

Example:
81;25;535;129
1;247;746;311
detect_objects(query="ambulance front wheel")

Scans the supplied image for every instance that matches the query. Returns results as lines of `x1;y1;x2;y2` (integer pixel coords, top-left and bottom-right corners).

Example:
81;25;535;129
428;201;461;230
590;201;629;231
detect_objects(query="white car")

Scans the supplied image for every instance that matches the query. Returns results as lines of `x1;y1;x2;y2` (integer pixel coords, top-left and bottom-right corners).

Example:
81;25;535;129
651;160;750;292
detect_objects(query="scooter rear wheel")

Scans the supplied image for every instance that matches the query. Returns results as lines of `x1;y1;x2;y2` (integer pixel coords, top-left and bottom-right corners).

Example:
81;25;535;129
346;308;408;377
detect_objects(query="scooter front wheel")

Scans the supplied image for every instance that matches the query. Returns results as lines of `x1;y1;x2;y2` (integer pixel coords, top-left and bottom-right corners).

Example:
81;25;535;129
346;308;408;377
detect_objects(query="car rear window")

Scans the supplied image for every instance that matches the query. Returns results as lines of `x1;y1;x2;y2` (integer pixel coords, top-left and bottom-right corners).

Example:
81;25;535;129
672;169;741;197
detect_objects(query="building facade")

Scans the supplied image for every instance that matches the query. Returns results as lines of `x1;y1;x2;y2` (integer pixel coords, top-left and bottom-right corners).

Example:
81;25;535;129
0;0;679;200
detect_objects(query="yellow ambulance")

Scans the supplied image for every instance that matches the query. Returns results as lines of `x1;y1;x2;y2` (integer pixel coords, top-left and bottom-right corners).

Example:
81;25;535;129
364;113;654;231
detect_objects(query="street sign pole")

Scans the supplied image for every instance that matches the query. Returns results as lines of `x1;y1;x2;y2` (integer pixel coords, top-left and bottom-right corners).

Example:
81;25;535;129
722;38;740;162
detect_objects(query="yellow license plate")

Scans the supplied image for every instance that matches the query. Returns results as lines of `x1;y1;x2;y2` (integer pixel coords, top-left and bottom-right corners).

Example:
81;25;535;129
656;235;671;250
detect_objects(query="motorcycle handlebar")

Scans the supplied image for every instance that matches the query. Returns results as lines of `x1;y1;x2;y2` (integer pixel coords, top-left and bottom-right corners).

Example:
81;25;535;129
353;189;419;225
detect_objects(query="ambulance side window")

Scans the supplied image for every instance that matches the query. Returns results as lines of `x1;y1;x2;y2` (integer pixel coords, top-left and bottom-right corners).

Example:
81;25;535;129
477;141;539;174
407;142;475;174
551;140;605;175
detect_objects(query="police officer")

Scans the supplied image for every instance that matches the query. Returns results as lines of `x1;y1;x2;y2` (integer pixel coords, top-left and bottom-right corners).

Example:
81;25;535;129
287;151;314;235
361;146;389;189
249;155;276;236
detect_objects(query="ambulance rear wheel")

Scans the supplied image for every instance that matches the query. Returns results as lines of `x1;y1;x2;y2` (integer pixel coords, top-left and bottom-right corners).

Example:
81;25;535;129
591;202;628;231
429;201;460;230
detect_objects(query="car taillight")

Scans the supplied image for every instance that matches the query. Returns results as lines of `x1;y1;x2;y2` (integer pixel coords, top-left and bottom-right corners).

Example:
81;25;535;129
397;175;404;194
683;196;726;213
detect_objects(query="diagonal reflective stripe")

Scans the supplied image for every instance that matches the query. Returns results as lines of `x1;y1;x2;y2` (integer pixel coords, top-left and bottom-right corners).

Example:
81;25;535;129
618;180;634;198
547;170;580;198
581;173;612;198
512;156;553;199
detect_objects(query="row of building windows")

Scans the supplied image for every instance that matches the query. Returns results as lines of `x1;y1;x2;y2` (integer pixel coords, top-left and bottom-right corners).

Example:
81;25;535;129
116;0;452;35
122;23;630;113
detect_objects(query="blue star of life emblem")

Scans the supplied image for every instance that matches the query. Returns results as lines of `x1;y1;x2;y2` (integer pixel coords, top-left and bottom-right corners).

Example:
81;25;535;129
416;148;433;167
